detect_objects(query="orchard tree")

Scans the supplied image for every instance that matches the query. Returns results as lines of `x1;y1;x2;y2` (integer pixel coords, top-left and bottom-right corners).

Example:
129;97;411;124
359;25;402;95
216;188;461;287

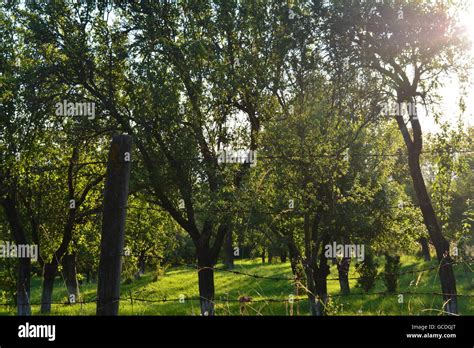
12;0;311;315
325;0;472;314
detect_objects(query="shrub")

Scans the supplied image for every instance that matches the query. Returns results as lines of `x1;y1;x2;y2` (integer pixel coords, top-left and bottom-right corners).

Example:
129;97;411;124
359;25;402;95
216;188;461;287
356;253;378;292
383;254;401;293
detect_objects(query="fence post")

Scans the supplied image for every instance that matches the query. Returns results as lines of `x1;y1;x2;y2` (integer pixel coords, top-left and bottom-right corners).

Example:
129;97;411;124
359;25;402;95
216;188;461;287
96;134;132;315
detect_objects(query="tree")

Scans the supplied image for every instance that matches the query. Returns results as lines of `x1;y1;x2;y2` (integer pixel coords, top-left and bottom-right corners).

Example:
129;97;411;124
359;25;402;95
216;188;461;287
325;0;471;314
13;0;306;315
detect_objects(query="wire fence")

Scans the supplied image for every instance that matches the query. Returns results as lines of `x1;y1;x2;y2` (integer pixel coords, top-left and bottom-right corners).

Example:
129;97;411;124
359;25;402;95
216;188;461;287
1;290;473;308
0;259;471;310
139;254;473;282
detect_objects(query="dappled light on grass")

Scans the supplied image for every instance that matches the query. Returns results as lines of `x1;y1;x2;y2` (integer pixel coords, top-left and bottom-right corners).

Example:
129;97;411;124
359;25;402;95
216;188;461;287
2;256;471;316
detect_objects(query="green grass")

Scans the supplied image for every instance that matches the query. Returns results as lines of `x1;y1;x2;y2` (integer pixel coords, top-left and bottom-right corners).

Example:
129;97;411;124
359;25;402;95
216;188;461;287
1;255;473;315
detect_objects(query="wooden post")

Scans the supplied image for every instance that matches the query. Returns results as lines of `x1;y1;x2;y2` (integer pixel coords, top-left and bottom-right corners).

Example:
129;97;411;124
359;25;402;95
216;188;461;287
96;135;132;315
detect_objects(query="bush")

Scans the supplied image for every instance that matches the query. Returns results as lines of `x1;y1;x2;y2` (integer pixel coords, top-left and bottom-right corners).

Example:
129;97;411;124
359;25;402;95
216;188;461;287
383;254;401;293
356;253;378;292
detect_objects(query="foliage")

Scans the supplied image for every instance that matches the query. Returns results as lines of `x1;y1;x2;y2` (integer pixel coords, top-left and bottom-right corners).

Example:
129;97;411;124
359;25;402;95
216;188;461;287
383;254;401;293
356;252;379;293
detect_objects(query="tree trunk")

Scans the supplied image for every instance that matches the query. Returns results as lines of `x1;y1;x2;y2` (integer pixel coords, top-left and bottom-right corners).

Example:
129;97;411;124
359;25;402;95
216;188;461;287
223;229;234;269
40;263;58;314
196;246;215;316
63;253;79;300
40;148;81;314
139;256;146;274
261;250;266;264
2;193;32;316
394;98;458;315
305;271;319;316
280;250;287;263
419;237;431;261
302;211;329;316
17;257;31;316
408;153;457;314
134;252;147;279
287;236;302;278
287;235;304;315
313;241;330;316
337;257;351;294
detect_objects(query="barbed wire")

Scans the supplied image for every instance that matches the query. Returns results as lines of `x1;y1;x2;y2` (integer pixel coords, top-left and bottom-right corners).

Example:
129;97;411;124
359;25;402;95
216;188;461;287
1;288;473;308
1;256;471;312
326;291;474;298
135;253;472;283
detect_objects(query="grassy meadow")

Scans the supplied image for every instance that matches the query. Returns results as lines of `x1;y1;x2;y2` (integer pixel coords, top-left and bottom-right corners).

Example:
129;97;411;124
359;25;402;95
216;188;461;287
1;256;472;316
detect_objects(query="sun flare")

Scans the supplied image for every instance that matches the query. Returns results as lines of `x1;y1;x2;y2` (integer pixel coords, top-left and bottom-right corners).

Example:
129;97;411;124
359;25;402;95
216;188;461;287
458;3;474;53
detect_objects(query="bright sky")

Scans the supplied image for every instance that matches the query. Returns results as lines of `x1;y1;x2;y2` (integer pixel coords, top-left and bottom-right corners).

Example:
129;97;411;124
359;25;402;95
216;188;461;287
420;2;474;134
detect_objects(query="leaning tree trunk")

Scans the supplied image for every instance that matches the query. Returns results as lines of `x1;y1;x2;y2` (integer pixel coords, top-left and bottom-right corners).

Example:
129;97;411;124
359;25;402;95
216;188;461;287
337;257;351;294
408;153;457;314
196;246;215;316
419;237;431;261
17;257;31;316
396;101;457;314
